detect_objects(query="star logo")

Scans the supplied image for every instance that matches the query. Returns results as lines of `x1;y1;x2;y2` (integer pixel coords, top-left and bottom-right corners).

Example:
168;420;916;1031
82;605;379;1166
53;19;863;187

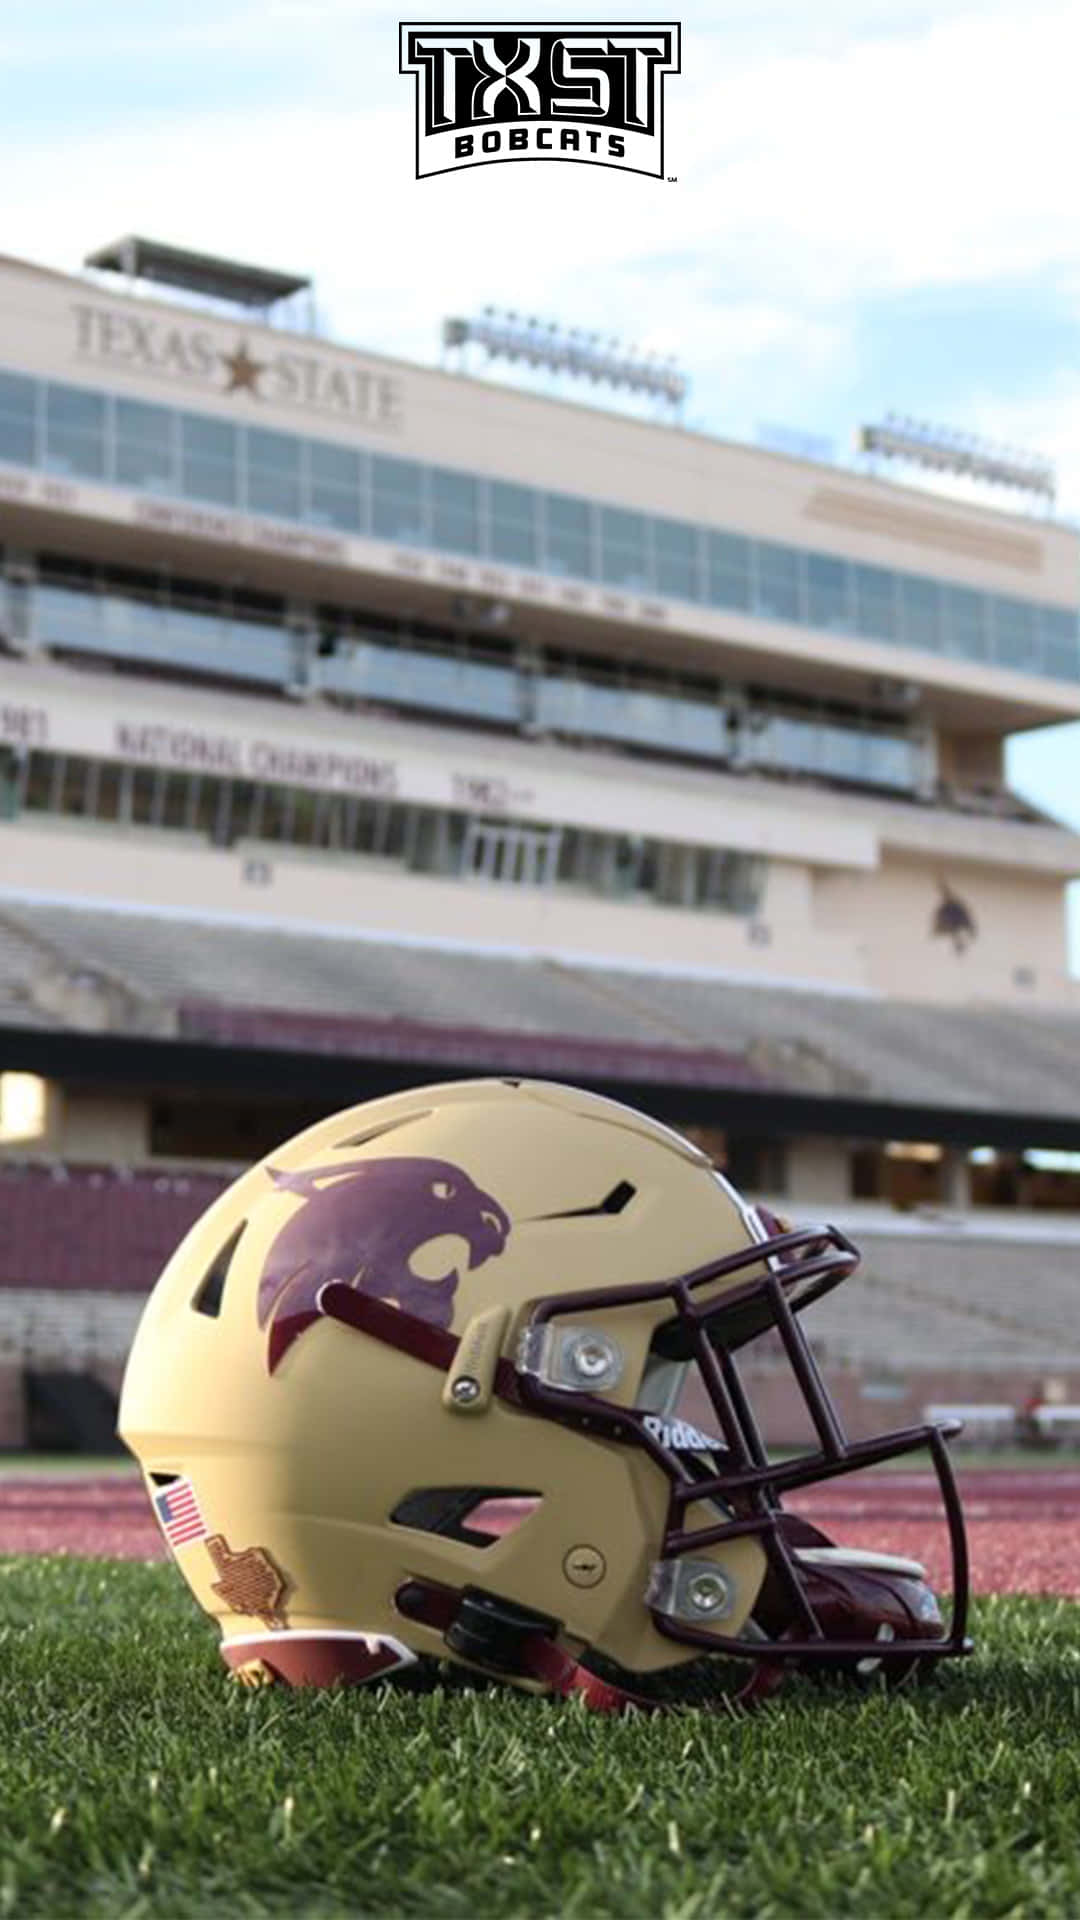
221;342;266;396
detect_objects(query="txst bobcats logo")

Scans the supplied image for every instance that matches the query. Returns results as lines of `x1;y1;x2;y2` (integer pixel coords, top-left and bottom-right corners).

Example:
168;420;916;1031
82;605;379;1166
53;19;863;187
257;1157;511;1371
400;24;680;179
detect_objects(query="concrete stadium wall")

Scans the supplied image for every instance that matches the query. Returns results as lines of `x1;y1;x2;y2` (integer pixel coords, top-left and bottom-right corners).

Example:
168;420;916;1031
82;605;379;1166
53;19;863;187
813;852;1070;1007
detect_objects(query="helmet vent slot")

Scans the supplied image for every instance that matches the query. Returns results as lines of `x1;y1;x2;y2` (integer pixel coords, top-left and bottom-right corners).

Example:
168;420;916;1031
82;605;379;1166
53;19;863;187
334;1112;433;1149
535;1180;636;1221
391;1487;540;1548
191;1224;245;1319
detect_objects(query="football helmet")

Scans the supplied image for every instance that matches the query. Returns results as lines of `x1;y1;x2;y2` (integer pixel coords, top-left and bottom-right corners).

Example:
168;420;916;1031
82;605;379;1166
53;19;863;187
119;1079;970;1708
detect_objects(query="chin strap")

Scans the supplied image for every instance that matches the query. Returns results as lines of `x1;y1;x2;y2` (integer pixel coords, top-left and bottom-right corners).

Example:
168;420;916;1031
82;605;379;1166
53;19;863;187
521;1632;786;1714
396;1578;787;1714
522;1635;654;1711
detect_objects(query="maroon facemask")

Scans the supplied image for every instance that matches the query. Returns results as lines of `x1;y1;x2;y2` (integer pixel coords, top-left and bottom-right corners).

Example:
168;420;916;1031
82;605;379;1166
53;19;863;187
310;1211;970;1710
511;1216;970;1682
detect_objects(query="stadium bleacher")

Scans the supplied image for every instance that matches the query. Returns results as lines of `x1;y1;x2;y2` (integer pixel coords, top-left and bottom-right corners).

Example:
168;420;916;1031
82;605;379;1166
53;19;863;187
0;1161;226;1293
792;1220;1080;1369
0;896;1079;1116
0;1160;1077;1379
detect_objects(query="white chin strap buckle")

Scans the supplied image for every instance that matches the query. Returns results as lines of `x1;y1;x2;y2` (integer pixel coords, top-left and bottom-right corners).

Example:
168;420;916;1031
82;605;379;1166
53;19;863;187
794;1545;928;1581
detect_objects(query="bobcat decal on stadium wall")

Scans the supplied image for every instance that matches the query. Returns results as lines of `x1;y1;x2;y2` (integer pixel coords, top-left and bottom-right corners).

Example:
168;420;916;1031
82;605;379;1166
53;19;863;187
257;1158;511;1372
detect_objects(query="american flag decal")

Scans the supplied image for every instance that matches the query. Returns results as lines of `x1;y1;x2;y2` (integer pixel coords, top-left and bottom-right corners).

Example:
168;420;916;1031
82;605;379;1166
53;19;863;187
152;1478;208;1550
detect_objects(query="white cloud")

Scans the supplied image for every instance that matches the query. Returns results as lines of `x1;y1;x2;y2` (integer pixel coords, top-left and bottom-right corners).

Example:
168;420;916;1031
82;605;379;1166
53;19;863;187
7;4;1080;297
674;4;1080;298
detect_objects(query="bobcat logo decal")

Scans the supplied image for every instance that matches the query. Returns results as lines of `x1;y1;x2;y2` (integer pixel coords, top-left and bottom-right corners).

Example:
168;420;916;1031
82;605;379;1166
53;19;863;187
257;1157;511;1371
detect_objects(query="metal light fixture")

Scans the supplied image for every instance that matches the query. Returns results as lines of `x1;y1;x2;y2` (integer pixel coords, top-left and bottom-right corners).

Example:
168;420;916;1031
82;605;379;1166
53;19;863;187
856;414;1055;504
443;310;687;410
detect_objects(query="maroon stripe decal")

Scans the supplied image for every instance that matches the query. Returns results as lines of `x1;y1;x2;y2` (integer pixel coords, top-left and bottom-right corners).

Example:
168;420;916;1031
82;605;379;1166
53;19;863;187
318;1282;460;1369
221;1636;410;1687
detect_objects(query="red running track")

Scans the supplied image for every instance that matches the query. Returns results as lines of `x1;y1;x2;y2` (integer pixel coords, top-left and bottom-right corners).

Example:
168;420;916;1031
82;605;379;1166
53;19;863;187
0;1471;1077;1596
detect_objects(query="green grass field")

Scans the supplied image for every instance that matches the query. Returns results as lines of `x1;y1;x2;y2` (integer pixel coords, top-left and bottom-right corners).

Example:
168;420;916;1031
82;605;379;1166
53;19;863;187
1;1557;1078;1920
0;1455;138;1477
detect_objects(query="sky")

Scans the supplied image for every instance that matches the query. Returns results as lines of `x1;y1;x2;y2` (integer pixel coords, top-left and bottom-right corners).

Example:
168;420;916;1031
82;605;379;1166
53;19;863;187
1;0;1078;957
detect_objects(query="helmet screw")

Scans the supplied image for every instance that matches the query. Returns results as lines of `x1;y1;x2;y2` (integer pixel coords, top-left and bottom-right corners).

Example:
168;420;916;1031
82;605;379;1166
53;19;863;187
568;1335;619;1383
685;1571;730;1616
451;1375;481;1405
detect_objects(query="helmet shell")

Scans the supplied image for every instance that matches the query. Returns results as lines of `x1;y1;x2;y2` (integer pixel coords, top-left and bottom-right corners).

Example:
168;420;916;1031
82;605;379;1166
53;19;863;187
120;1078;770;1678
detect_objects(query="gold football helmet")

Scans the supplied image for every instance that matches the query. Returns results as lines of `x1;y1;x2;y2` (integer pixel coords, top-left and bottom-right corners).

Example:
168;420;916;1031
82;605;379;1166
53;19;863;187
119;1079;970;1708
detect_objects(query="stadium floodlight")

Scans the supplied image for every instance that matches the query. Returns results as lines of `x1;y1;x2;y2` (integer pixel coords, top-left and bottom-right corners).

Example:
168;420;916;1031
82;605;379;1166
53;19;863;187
884;1140;945;1162
442;309;688;410
856;414;1056;504
1025;1148;1080;1173
0;1071;47;1142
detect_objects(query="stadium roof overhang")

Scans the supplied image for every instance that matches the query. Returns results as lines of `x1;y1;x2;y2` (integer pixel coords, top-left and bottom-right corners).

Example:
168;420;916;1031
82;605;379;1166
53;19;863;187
83;236;309;309
4;1021;1080;1154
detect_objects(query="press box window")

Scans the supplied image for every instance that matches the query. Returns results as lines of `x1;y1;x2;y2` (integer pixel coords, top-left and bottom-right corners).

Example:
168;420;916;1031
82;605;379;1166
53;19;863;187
853;564;897;643
599;507;650;590
653;518;700;602
372;456;425;542
992;596;1039;672
115;399;175;492
941;584;987;662
0;371;37;466
307;441;364;532
543;493;593;580
490;481;537;568
706;531;751;611
1040;606;1080;681
247;428;302;520
755;544;801;624
45;383;106;481
431;468;480;555
181;415;239;507
899;576;941;653
806;553;851;631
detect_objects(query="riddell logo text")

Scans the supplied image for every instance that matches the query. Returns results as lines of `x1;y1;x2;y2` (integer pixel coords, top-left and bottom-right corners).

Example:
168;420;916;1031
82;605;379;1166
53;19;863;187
399;22;680;178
